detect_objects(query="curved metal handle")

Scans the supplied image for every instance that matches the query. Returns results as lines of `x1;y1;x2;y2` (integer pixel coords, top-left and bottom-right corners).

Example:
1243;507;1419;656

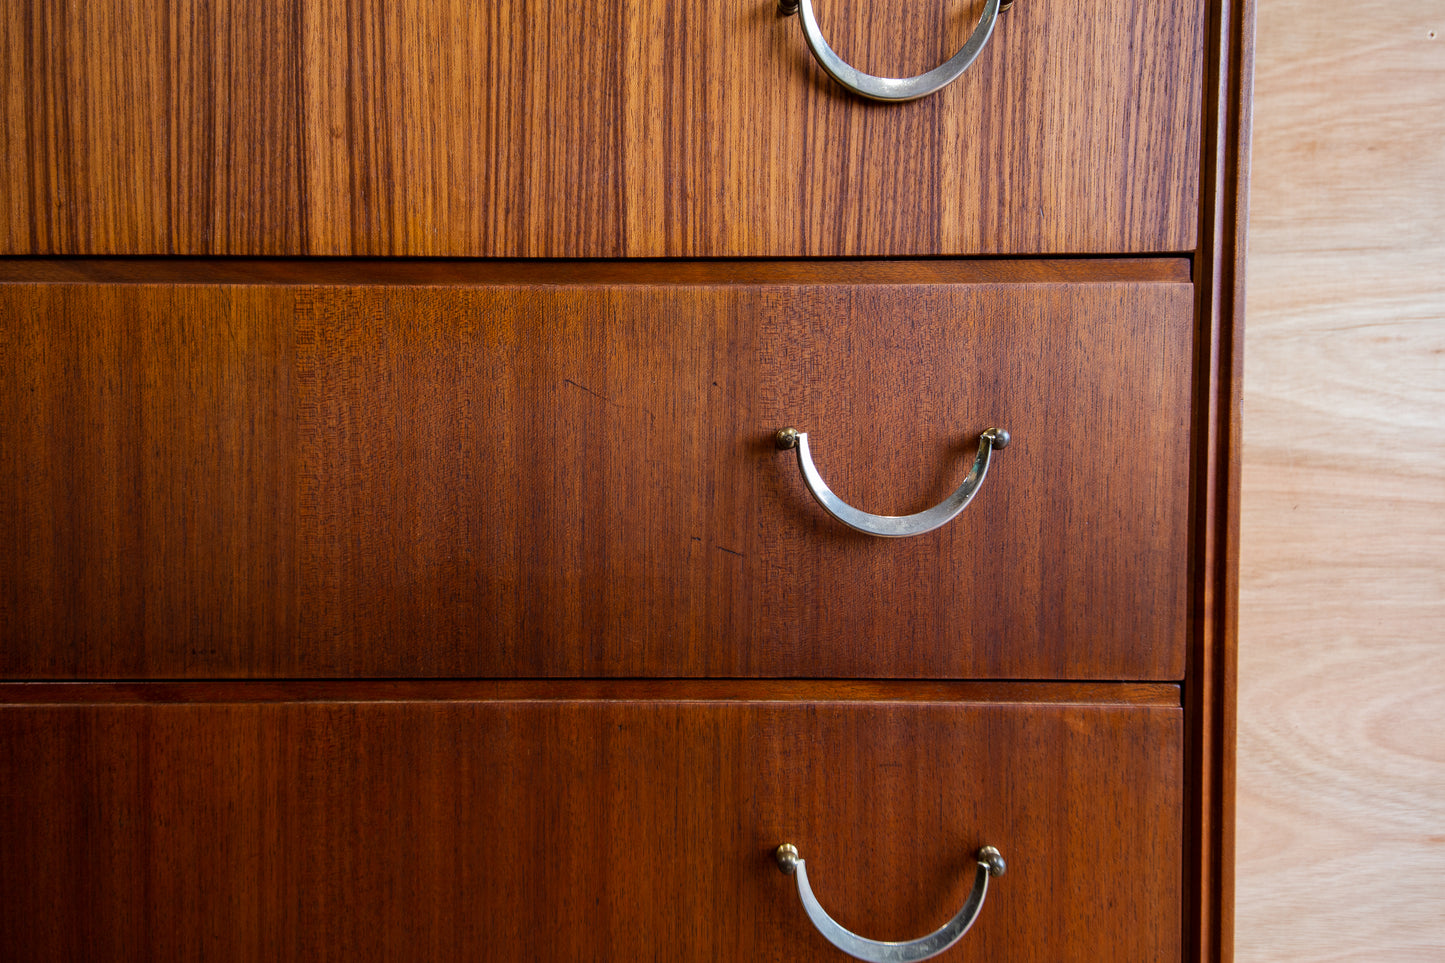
775;427;1009;538
775;844;1006;962
778;0;1007;102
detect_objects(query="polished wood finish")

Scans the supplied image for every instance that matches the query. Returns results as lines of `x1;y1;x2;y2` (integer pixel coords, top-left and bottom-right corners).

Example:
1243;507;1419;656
1238;0;1444;957
0;679;1182;706
1;0;306;254
1187;0;1253;957
0;257;1193;286
0;264;1194;679
0;693;1182;961
1;0;1253;952
2;0;1204;257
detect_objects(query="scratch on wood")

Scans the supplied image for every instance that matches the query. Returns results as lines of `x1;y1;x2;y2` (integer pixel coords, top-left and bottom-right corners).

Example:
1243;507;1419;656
562;378;616;406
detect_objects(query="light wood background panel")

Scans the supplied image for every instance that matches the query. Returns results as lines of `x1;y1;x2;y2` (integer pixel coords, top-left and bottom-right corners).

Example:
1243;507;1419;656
0;0;1202;257
1237;0;1445;957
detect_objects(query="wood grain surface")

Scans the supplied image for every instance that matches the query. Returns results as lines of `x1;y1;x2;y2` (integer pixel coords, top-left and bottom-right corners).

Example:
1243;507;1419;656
1;0;1203;257
1237;0;1445;957
0;694;1182;962
0;256;1193;287
0;263;1194;680
0;679;1182;707
1185;0;1253;955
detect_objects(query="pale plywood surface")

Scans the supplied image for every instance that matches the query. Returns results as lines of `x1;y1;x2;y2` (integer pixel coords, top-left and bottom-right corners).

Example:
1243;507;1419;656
1238;0;1445;958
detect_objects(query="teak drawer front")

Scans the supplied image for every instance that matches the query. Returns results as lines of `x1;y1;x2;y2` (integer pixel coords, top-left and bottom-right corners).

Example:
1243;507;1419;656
0;260;1194;680
3;0;1203;258
0;684;1183;962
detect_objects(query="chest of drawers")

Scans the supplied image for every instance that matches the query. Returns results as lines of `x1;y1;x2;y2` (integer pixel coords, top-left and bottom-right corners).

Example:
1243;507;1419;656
0;0;1251;958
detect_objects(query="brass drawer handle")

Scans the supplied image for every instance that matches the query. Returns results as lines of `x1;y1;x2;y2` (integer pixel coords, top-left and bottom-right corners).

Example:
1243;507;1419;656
777;0;1008;102
774;427;1009;537
775;844;1005;961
